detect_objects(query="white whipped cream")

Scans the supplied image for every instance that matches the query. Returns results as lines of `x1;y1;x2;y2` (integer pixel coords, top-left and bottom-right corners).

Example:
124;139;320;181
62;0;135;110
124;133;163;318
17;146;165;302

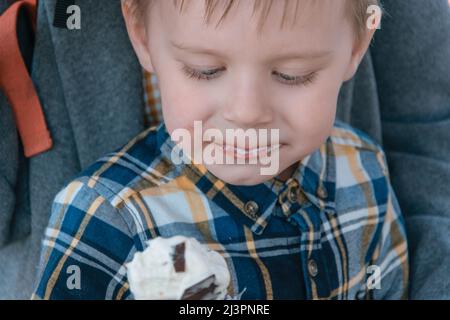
126;236;230;300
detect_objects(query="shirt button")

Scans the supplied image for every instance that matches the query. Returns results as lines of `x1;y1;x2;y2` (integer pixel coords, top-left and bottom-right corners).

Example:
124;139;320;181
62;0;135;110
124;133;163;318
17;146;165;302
317;185;328;199
308;259;319;277
356;289;367;300
287;186;300;203
244;201;259;219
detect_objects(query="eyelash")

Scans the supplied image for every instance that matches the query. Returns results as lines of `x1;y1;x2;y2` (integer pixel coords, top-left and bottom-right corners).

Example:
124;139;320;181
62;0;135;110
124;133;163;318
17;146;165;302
181;65;317;87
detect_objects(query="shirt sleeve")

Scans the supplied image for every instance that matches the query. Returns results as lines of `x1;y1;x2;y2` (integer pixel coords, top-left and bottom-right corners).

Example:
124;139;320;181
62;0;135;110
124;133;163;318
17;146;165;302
31;180;137;300
369;151;409;300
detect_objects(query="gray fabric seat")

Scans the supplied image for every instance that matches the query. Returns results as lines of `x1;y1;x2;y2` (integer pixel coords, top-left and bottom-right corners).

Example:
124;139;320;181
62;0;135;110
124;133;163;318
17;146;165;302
0;0;449;299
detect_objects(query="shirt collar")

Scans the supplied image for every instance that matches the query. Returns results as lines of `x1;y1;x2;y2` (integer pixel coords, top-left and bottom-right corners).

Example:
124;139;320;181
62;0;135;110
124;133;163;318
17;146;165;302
157;123;336;235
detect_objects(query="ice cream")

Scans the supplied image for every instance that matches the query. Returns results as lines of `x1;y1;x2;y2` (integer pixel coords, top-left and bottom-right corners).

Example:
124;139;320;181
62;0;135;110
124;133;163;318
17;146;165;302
126;236;230;300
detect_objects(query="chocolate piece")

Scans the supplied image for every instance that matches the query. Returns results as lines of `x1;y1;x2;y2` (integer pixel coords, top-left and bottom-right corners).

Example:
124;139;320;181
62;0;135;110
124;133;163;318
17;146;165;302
172;242;186;273
180;275;219;300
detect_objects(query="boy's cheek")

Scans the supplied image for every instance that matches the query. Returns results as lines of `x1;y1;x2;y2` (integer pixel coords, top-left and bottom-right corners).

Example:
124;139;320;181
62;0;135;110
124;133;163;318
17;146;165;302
163;97;217;131
163;105;203;137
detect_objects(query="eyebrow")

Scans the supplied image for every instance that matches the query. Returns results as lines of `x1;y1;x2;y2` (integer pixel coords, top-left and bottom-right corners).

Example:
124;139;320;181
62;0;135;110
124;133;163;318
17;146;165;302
170;41;332;61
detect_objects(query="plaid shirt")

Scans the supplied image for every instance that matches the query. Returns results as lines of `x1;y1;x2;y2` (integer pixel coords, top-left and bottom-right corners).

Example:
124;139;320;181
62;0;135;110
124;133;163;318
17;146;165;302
31;72;408;300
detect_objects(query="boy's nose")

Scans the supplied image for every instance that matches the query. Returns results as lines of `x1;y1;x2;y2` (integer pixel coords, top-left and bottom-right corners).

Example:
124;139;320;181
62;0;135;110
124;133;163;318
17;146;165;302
222;84;274;128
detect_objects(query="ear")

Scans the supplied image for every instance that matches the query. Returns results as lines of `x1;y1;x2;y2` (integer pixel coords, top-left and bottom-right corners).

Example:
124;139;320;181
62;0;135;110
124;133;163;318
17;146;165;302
121;1;155;73
342;27;377;82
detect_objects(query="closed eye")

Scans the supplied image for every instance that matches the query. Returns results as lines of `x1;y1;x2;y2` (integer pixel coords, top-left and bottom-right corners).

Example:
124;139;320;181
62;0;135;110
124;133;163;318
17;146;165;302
181;65;224;81
272;71;317;87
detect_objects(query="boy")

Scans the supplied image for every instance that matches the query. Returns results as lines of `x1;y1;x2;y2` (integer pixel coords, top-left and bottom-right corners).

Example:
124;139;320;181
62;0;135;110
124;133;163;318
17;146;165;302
32;0;408;299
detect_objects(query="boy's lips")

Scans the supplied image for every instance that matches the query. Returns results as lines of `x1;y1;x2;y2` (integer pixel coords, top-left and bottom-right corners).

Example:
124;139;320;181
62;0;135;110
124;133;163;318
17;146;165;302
220;144;281;160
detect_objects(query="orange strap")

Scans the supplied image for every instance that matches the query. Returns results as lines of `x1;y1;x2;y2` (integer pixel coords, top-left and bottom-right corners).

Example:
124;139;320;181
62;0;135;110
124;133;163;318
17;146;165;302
0;0;53;157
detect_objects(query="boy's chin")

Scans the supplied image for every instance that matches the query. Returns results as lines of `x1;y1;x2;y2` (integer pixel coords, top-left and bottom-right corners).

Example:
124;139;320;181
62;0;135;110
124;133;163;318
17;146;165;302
204;163;278;186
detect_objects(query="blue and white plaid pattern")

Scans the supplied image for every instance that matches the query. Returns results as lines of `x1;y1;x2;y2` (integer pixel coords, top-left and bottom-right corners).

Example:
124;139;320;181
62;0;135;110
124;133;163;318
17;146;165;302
31;119;408;300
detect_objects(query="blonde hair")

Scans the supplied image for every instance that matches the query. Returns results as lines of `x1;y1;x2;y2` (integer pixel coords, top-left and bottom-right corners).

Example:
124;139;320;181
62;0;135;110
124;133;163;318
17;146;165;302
124;0;381;42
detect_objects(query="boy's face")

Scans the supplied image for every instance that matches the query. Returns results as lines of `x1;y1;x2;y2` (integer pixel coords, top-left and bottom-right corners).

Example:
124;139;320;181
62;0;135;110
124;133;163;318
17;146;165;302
124;0;374;186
